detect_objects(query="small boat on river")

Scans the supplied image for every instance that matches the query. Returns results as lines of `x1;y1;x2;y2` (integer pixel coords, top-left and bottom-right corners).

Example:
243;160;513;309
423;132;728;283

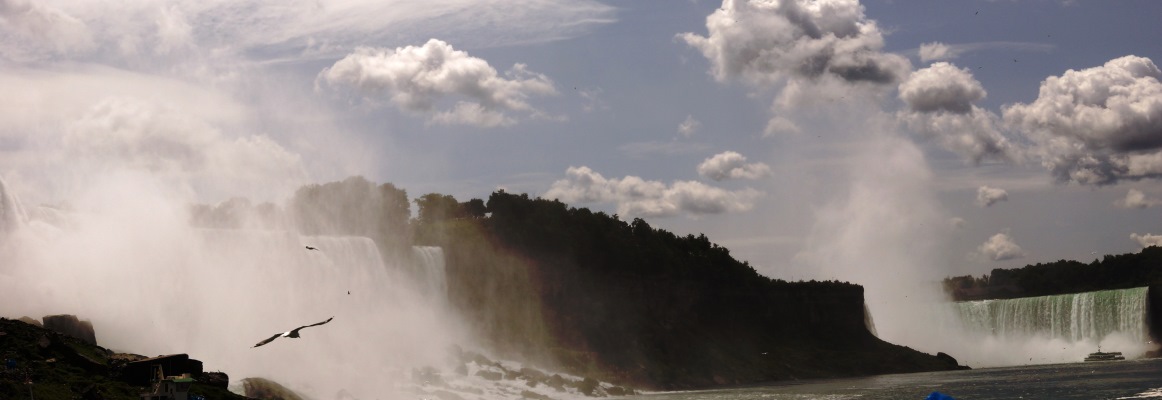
1084;347;1125;362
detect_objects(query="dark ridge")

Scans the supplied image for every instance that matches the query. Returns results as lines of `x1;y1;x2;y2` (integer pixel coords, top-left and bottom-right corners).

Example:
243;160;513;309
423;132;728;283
943;246;1162;301
415;190;964;389
0;318;245;399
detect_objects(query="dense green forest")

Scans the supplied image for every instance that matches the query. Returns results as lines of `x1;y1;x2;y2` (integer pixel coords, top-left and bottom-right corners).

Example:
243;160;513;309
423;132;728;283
190;177;964;389
943;246;1162;301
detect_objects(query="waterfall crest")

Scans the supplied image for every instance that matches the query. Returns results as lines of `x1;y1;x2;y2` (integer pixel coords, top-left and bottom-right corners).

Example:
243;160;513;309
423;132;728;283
953;287;1149;343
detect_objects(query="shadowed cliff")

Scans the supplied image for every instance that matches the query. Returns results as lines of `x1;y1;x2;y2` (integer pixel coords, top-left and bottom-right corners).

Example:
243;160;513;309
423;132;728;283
415;191;964;389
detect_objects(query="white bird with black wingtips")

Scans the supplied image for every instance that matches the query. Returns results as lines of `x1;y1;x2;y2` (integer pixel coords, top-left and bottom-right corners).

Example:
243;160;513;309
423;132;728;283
252;317;334;348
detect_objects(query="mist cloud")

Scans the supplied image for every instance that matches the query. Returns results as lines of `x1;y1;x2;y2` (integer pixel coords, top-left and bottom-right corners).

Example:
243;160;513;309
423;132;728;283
975;185;1009;207
977;231;1025;261
679;0;910;86
544;166;762;218
1005;55;1162;185
319;39;557;127
1131;232;1162;248
898;62;1017;164
697;151;772;181
62;97;306;201
1115;188;1160;209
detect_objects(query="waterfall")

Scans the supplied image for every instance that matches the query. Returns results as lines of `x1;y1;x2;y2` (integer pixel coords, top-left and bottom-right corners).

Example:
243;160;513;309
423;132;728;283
410;246;447;298
0;200;470;399
953;287;1149;343
0;175;28;237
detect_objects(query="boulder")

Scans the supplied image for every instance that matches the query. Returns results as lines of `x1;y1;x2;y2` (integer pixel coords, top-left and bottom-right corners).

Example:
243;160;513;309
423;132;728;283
242;377;307;400
42;314;96;345
18;316;42;327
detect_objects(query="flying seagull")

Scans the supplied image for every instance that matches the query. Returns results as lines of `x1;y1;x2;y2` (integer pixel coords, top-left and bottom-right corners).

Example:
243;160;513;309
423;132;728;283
252;317;334;348
305;246;318;251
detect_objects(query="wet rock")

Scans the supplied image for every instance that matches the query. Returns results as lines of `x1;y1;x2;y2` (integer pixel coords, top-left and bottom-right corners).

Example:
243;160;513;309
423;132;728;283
521;389;553;400
42;314;96;345
475;370;503;381
242;377;307;400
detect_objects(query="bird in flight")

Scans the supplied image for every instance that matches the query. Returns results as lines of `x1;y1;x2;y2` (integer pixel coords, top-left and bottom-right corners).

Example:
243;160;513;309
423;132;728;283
305;246;318;251
252;317;334;348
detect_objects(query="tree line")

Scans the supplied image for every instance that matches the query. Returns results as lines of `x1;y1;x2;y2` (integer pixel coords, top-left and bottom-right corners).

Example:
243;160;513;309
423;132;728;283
943;246;1162;301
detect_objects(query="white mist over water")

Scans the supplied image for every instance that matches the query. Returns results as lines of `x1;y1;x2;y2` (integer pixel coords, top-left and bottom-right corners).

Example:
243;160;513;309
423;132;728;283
794;114;1156;368
0;172;469;400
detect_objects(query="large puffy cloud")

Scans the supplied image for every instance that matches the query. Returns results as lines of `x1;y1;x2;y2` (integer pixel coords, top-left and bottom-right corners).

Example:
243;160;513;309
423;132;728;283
1131;233;1162;248
899;62;984;114
319;39;557;127
975;185;1008;207
544;166;762;218
697;151;772;181
976;231;1026;261
1115;188;1160;209
1004;55;1162;185
898;62;1018;164
679;0;910;86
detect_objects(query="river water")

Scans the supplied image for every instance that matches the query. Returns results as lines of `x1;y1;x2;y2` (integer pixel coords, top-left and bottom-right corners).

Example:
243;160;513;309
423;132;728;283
617;358;1162;400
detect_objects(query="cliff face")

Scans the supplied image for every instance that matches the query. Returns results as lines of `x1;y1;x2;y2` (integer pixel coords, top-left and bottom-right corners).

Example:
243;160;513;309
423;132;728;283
418;192;962;389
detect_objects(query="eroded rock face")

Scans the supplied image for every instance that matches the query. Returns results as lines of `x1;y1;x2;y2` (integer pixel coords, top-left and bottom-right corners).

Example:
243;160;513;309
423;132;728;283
42;314;96;345
242;377;308;400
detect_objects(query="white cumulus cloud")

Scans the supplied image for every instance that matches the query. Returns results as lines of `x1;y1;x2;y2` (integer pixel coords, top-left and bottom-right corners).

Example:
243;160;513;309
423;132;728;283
975;185;1009;207
1130;233;1162;248
898;62;1018;164
318;39;557;127
1004;55;1162;185
918;42;953;63
1115;188;1160;209
977;231;1026;261
544;166;762;218
679;0;910;86
697;151;772;181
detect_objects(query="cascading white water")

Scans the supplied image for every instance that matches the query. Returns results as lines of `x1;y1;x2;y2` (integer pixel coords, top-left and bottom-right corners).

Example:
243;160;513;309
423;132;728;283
927;287;1156;367
410;246;448;298
954;288;1149;344
0;175;28;236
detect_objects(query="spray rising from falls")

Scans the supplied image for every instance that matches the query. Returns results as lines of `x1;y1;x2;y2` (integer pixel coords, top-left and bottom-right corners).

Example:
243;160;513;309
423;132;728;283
0;174;476;400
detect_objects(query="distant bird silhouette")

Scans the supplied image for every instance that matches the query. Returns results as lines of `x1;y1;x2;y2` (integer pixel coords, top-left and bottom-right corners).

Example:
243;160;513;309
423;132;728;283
305;246;318;251
252;317;333;348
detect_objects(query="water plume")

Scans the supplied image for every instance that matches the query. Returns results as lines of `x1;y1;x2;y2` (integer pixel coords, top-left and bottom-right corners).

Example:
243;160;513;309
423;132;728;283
0;171;469;400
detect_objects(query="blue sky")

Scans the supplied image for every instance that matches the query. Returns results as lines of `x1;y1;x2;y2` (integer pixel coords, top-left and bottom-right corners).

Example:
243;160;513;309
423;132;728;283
2;0;1161;286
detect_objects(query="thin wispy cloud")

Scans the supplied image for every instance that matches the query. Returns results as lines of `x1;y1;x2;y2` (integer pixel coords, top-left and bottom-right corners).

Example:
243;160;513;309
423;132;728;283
908;41;1056;63
678;114;702;138
1115;189;1161;209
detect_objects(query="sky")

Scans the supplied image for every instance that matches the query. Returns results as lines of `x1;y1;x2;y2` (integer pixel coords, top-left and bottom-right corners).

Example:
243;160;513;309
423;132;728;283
2;0;1162;286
